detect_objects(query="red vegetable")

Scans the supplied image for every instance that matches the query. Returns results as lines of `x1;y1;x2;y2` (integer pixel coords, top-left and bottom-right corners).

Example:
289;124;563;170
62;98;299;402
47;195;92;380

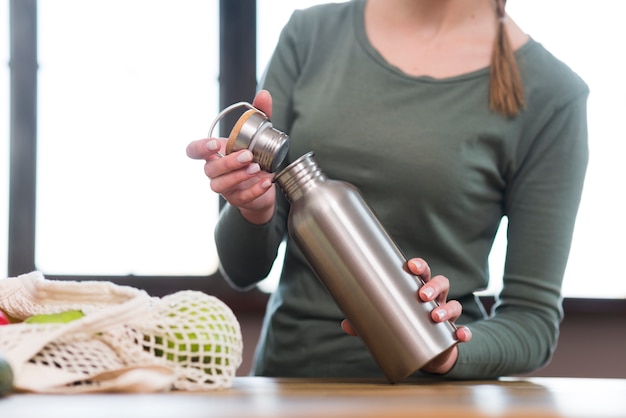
0;310;10;326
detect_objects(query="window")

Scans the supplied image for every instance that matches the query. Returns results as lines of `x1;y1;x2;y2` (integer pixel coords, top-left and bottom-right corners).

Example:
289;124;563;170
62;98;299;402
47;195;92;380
34;1;220;276
500;1;626;298
3;1;625;300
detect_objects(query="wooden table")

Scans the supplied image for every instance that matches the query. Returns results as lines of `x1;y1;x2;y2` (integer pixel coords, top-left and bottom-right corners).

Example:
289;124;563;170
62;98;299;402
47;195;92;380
0;376;624;418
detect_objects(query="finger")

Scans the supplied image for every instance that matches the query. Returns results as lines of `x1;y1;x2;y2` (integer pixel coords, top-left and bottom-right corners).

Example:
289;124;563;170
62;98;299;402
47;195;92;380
341;319;358;336
456;326;472;342
204;150;257;179
407;258;431;282
210;165;272;197
186;138;223;160
252;89;273;118
418;274;450;304
221;176;274;207
208;165;265;196
430;299;462;323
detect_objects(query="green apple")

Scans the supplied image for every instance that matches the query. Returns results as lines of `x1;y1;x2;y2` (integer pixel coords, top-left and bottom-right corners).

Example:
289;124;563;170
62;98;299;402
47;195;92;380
144;292;237;375
25;310;84;324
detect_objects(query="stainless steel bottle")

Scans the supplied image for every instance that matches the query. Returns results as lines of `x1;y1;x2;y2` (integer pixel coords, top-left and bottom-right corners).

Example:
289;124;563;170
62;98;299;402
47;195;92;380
274;152;458;383
214;103;459;382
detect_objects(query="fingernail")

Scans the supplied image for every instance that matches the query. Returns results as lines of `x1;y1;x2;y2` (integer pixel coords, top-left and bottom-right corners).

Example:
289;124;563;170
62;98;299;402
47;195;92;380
410;260;423;271
422;287;435;299
237;151;253;163
206;140;219;151
464;327;472;339
460;326;472;340
261;179;272;189
246;163;261;175
435;308;447;321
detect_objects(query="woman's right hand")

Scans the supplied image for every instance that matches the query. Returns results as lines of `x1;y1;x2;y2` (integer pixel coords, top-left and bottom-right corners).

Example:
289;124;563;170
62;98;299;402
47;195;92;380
186;90;276;225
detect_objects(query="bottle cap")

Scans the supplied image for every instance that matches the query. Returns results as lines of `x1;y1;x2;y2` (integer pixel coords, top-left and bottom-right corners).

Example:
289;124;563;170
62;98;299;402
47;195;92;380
209;102;290;172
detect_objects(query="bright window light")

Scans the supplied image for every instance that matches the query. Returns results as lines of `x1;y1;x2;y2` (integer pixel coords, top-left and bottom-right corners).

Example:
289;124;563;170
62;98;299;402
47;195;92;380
35;1;220;276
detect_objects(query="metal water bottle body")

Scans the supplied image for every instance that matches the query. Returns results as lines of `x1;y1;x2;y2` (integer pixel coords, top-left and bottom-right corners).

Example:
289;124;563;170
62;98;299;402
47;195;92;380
274;152;458;383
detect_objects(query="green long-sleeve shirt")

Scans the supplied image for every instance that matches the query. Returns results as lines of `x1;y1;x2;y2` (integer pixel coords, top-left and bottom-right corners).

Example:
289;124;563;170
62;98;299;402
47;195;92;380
215;0;588;379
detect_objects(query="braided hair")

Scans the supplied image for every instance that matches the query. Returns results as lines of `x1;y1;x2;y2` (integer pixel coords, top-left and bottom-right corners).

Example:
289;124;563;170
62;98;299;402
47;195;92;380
489;0;524;117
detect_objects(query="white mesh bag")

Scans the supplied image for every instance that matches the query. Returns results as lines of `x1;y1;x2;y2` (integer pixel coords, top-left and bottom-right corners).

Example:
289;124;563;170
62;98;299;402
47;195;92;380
0;271;243;393
137;290;243;391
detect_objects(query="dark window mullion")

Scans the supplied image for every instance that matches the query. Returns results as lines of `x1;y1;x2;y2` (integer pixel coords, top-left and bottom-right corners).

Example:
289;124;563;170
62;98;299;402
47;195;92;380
218;0;257;210
8;0;37;277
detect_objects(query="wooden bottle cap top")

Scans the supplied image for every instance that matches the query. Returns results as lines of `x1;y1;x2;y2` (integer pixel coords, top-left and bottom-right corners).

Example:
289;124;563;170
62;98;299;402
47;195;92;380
226;109;258;154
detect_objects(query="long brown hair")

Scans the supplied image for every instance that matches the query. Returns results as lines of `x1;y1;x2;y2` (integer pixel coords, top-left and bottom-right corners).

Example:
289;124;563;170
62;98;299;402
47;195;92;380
489;0;524;117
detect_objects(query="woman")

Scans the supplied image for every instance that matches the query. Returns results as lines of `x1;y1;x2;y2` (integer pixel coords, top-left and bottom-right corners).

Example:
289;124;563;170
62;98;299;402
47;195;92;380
186;0;588;379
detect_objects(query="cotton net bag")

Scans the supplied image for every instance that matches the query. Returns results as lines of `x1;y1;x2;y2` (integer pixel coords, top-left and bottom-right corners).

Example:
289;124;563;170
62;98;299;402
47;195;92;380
0;271;243;393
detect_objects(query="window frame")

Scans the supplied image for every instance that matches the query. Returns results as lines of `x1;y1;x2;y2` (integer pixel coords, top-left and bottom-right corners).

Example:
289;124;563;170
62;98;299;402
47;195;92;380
7;0;267;304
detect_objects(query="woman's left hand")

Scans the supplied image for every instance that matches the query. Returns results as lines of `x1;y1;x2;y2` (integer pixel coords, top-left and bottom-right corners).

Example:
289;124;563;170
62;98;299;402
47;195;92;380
341;257;472;375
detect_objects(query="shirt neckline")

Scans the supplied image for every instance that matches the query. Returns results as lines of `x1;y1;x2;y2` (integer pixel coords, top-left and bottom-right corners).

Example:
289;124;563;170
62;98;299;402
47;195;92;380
352;0;536;83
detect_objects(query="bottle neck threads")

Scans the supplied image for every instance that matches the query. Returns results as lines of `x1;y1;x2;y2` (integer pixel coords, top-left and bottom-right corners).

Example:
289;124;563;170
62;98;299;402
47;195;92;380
225;108;290;172
274;152;326;203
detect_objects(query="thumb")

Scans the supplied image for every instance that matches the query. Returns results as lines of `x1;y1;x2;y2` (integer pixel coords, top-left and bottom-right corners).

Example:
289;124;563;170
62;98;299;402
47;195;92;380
252;89;273;118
